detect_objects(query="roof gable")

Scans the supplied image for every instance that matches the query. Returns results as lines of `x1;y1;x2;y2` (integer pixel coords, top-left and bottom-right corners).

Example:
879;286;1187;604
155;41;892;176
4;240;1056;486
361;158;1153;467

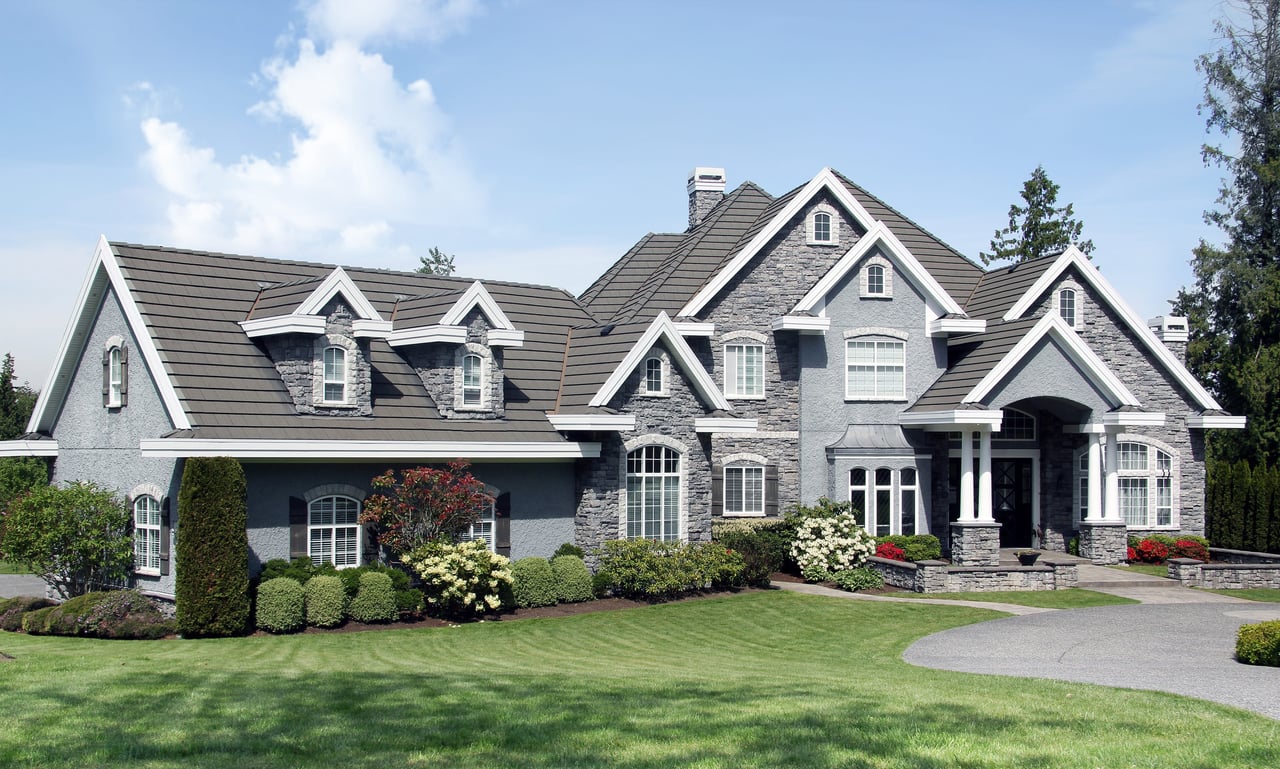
242;266;392;339
587;312;730;411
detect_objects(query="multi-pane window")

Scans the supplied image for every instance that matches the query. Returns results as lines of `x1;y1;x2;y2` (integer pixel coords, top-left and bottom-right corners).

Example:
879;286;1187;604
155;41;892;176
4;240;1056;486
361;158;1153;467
643;357;664;394
626;445;680;541
109;347;124;406
457;498;496;552
1075;441;1176;527
866;265;886;296
724;465;764;516
996;408;1036;440
462;353;483;405
1077;450;1090;522
1059;288;1077;327
725;343;764;398
323;346;347;402
849;467;918;536
309;496;361;567
132;495;162;574
813;212;832;242
846;339;905;399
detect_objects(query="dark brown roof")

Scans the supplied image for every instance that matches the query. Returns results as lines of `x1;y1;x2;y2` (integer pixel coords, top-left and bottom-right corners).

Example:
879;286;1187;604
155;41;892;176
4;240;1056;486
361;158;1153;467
554;321;650;411
908;318;1040;412
960;254;1059;321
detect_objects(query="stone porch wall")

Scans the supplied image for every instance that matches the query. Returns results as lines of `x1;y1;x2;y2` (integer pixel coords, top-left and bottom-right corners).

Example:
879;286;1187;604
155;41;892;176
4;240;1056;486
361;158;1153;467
1169;558;1280;589
868;556;1078;593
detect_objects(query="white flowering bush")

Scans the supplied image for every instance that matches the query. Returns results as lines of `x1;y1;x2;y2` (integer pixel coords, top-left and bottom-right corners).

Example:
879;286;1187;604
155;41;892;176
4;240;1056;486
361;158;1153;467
402;539;513;617
789;512;875;582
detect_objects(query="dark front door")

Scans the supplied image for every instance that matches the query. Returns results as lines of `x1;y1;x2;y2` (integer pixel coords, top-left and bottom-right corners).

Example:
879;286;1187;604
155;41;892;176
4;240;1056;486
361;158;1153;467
992;458;1034;548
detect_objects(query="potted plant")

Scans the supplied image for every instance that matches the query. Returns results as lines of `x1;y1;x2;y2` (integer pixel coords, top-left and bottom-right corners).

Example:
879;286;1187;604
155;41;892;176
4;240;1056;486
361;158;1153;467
1014;550;1040;566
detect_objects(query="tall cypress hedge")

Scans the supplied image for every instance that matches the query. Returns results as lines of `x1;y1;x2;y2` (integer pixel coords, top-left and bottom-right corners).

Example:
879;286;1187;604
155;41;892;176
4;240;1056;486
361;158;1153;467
175;456;250;637
1207;459;1280;554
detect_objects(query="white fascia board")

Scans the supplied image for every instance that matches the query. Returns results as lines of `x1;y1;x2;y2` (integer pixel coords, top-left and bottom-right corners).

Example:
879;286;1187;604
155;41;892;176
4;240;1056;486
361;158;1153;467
351;319;394;339
486;329;526;347
1101;411;1166;427
694;417;759;434
1001;247;1223;411
1188;414;1248;429
240;315;327;338
965;313;1139;408
673;321;715;337
31;237;192;433
440;280;518;331
792;221;965;317
0;439;59;457
679;168;879;318
387;325;468;347
139;438;601;460
296;267;384;321
927;317;987;336
588;311;731;411
898;410;1004;428
547;414;636;431
772;316;831;333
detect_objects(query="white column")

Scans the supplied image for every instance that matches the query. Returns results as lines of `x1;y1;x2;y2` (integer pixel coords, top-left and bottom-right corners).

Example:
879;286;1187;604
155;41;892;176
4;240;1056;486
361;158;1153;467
977;425;993;522
959;427;975;521
1086;431;1102;521
1104;428;1120;522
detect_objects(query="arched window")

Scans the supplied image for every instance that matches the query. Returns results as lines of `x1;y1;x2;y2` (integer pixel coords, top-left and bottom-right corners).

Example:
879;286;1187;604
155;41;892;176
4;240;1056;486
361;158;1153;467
813;212;832;242
309;495;361;567
643;355;666;395
102;337;128;408
1058;288;1077;328
626;445;681;541
996;408;1036;440
322;346;347;403
723;337;765;398
132;495;162;574
807;203;839;245
462;353;483;405
1074;438;1178;528
866;264;885;296
859;256;894;299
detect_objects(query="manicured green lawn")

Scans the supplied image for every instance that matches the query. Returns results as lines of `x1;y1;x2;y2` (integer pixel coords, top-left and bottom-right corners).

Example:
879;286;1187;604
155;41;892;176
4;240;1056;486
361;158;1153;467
1;591;1276;768
1108;563;1170;578
0;559;30;574
890;588;1137;609
1201;588;1280;602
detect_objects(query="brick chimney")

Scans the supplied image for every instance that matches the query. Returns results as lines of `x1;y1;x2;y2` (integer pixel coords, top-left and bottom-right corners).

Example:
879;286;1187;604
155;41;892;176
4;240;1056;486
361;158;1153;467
688;167;726;228
1148;315;1189;363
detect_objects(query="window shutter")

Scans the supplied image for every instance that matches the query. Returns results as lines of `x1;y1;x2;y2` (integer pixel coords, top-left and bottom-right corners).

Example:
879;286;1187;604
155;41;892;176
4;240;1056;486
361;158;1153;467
765;465;779;516
494;492;512;557
119;345;128;407
159;496;172;576
362;525;378;566
711;464;723;516
289;496;308;560
102;348;111;406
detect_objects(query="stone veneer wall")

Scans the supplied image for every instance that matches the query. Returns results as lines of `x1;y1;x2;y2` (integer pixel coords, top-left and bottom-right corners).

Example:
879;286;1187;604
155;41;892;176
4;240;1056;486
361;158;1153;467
949;522;1001;566
265;300;373;416
404;308;504;419
1169;558;1280;589
1079;521;1127;564
1039;412;1081;552
870;557;1078;592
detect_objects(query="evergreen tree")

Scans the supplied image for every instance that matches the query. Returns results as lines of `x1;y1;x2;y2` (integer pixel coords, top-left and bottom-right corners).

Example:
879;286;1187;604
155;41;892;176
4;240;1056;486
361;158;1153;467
980;166;1094;266
1175;0;1280;463
0;353;46;512
416;246;456;276
0;353;27;440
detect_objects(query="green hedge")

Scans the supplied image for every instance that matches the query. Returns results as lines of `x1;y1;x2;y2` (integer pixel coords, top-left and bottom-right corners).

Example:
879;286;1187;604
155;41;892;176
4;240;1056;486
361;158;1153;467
1206;459;1280;554
176;457;250;637
712;519;791;586
550;555;594;603
348;572;397;624
1236;620;1280;666
834;567;884;592
21;605;57;634
874;535;942;562
595;539;746;600
512;557;558;608
259;557;337;585
0;596;56;632
305;576;347;628
256;577;305;634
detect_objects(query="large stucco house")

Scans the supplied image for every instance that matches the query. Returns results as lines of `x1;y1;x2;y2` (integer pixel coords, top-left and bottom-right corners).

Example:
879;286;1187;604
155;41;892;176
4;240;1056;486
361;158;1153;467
0;167;1243;598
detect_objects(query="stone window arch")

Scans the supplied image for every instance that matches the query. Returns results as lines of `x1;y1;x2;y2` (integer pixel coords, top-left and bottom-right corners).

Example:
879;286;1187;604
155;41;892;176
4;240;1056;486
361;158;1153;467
313;334;357;407
860;255;894;299
620;434;688;541
807;203;839;245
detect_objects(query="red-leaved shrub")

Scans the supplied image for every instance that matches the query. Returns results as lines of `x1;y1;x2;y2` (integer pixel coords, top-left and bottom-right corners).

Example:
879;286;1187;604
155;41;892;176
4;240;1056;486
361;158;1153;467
1133;538;1169;564
1172;538;1210;562
875;542;906;562
1127;546;1138;562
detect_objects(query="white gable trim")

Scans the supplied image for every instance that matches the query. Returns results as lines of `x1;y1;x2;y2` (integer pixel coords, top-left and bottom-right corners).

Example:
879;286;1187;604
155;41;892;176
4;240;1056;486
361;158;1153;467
441;281;515;329
1002;246;1223;411
898;410;1004;428
965;313;1139;408
29;237;192;433
1187;414;1247;429
296;267;383;320
387;326;468;347
0;438;59;457
240;315;326;337
791;221;966;319
588;312;731;410
547;414;637;431
694;417;758;434
679;168;879;317
139;438;601;460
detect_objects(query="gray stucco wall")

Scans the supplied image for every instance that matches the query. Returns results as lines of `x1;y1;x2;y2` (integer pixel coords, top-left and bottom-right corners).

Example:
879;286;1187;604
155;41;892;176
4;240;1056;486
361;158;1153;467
48;289;181;596
983;337;1113;415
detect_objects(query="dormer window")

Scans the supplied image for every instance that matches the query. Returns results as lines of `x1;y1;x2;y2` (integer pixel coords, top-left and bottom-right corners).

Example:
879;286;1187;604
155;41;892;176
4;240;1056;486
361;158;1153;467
867;265;885;295
640;352;668;397
1058;287;1078;328
462;354;483;405
807;203;839;245
312;334;359;409
454;343;497;413
102;336;128;408
323;346;347;403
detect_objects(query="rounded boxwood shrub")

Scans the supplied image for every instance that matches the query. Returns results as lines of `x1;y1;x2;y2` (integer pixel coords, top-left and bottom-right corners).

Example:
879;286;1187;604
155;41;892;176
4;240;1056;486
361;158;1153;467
176;456;250;638
260;556;337;585
78;590;174;640
511;557;558;608
256;577;305;634
552;542;586;559
834;566;884;592
550;555;594;603
348;572;397;624
305;575;347;628
1237;620;1280;666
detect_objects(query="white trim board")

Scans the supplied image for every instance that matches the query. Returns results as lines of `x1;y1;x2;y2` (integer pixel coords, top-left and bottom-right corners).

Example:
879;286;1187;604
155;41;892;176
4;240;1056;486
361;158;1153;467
139;438;601;460
0;439;59;457
588;311;731;411
296;266;385;321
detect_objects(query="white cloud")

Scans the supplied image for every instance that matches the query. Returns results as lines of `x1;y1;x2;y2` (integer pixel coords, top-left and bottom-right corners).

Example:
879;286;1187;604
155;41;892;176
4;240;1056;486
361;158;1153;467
140;36;483;260
304;0;483;46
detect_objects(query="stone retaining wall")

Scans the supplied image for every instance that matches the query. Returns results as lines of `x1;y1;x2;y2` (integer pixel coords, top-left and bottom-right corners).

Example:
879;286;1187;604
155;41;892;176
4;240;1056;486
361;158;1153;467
868;556;1079;593
1208;547;1280;565
1169;557;1280;589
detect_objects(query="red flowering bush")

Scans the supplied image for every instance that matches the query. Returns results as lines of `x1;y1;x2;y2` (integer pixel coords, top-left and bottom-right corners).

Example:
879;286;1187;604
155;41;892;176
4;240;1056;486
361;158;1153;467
1133;538;1169;564
1172;538;1210;562
360;461;493;556
875;542;907;562
1127;546;1138;562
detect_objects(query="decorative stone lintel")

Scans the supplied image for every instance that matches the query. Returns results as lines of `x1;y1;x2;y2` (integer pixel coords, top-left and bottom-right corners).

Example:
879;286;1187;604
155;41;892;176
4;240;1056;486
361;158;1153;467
1078;521;1128;565
949;521;1001;567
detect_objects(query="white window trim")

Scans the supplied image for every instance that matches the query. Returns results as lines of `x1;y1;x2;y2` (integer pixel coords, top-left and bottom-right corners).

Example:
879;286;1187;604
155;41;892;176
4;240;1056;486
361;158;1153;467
807;202;839;246
844;332;907;402
307;494;363;569
454;342;495;412
860;255;894;299
619;434;688;542
128;482;166;577
1057;280;1083;329
1072;434;1180;529
848;466;920;536
457;484;499;553
721;332;767;400
640;350;669;397
461;353;484;406
723;463;766;518
104;334;127;409
312;335;357;408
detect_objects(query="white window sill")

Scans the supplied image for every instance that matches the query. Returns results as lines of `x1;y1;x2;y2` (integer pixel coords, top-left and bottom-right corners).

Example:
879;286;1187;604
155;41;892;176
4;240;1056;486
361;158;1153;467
638;392;670;398
722;511;765;518
455;404;493;412
860;295;892;301
726;394;766;401
317;401;358;409
844;396;906;403
806;239;840;247
105;401;124;409
133;568;161;578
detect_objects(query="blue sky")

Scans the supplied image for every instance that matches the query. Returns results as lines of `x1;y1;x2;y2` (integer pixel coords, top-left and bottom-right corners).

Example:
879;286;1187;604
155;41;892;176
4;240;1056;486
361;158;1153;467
0;0;1232;389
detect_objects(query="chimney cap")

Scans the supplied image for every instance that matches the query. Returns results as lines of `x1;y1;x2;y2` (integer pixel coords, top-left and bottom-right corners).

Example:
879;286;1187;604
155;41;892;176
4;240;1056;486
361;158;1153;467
688;167;726;194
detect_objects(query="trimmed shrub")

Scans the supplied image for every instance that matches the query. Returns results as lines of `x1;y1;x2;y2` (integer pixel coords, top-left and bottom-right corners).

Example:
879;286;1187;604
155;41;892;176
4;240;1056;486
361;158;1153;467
790;513;875;580
259;557;336;585
875;542;906;561
834;567;884;592
0;596;55;632
402;540;513;617
1236;620;1280;666
875;535;942;562
1067;537;1080;556
550;555;594;603
713;519;791;586
552;542;586;559
256;577;306;634
348;572;398;624
512;557;558;608
22;605;57;634
43;591;113;636
305;575;348;628
688;542;746;589
591;570;611;598
77;590;174;640
1132;538;1170;564
596;539;699;600
1172;538;1210;562
175;457;250;638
